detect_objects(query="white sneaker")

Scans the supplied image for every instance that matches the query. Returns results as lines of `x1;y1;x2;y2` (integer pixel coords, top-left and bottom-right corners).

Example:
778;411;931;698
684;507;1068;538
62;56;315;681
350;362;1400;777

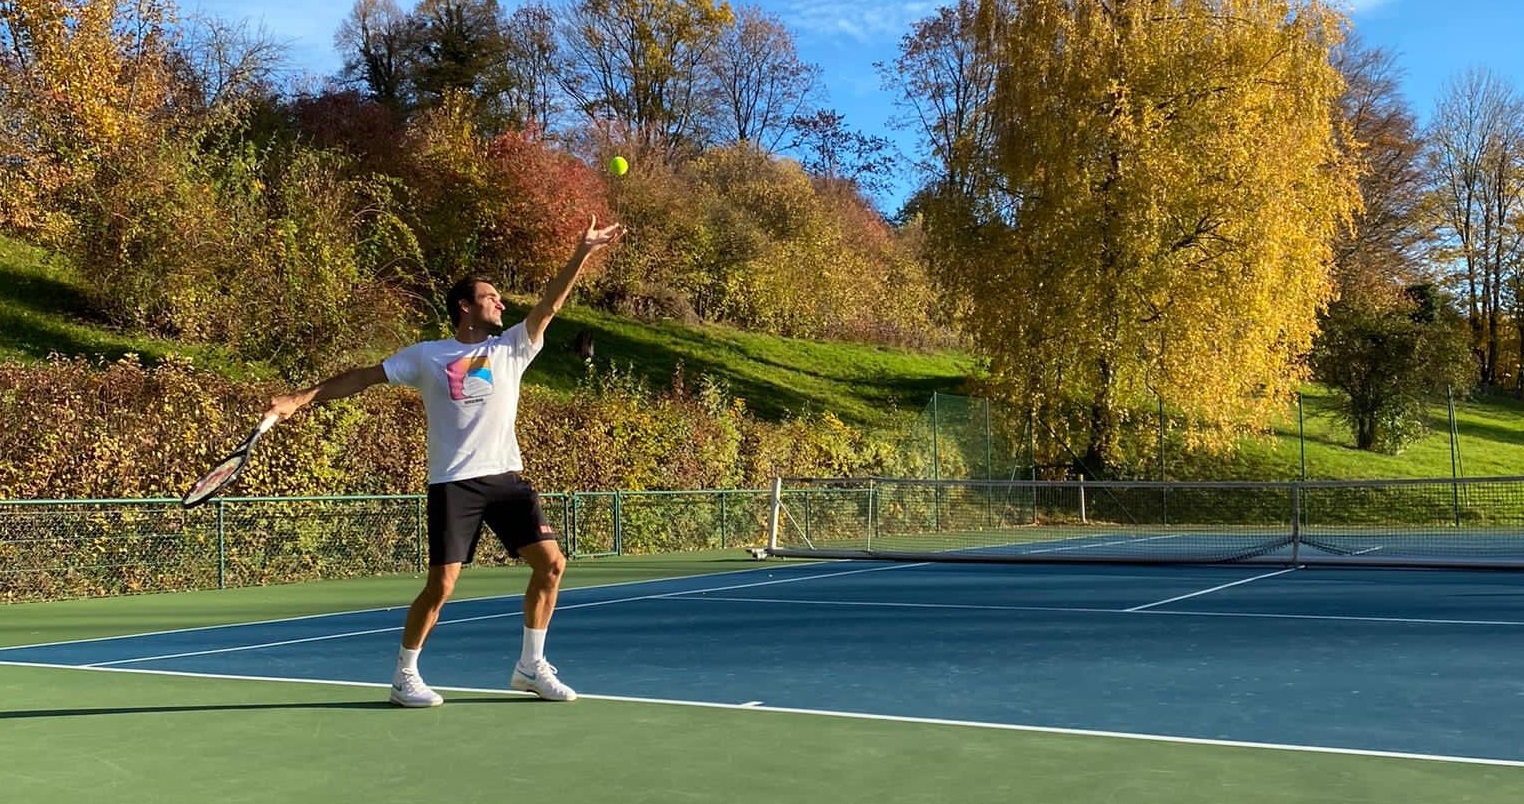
511;659;577;701
389;668;444;707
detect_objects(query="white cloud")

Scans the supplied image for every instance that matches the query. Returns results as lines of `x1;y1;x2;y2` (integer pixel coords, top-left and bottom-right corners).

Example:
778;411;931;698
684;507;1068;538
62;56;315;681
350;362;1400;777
771;1;941;44
1338;0;1399;15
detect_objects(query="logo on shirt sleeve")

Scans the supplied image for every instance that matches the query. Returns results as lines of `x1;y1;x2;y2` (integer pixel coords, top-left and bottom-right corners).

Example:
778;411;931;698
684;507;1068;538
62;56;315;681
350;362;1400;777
446;355;494;400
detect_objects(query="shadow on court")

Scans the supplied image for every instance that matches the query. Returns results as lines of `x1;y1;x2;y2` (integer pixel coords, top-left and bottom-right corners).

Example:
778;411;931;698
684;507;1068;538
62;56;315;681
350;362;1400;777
0;696;531;719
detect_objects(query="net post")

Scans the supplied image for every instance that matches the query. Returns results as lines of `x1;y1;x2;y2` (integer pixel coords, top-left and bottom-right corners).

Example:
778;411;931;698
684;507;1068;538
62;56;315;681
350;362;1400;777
767;477;783;552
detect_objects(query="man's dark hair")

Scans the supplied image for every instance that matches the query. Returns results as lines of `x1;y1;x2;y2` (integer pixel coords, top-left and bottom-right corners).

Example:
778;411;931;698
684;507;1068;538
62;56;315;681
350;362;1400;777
445;276;493;327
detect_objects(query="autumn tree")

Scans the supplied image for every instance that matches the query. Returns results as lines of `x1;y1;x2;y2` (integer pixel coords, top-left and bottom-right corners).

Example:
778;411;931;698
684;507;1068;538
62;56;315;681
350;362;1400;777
882;0;1001;201
1329;35;1428;307
494;2;565;131
407;0;510;112
335;0;413;112
787;109;897;200
0;0;182;239
707;5;820;152
940;0;1357;474
1312;286;1474;452
558;0;734;158
175;12;286;117
483;129;614;291
884;0;1005;330
1425;68;1524;389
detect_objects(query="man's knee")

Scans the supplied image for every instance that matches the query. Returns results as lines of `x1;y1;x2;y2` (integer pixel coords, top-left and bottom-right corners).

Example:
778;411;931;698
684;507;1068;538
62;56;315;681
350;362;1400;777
539;550;566;582
419;566;460;606
527;544;565;584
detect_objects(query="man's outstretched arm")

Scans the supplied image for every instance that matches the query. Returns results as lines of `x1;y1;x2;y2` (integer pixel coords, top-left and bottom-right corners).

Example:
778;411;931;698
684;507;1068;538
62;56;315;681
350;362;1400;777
525;216;626;346
264;365;388;421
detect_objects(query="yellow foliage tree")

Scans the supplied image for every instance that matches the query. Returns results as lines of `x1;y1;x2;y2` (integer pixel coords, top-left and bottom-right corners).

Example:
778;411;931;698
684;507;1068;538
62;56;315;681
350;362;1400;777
0;0;181;239
946;0;1358;472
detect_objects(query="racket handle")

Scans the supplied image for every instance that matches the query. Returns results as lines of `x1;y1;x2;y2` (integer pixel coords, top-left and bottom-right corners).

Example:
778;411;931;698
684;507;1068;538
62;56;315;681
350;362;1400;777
257;414;280;434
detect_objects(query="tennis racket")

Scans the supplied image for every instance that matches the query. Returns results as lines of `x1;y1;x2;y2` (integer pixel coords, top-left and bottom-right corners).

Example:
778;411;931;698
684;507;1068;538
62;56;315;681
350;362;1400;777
181;414;279;508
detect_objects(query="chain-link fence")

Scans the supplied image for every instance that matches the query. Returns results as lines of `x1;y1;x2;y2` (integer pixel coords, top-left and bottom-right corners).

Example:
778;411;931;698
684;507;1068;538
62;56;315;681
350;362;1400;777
0;489;775;602
769;475;1524;569
896;393;1032;481
902;391;1481;483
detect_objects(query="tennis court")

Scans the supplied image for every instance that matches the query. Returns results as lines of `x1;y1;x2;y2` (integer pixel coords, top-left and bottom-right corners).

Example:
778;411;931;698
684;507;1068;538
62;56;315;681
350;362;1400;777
3;550;1521;803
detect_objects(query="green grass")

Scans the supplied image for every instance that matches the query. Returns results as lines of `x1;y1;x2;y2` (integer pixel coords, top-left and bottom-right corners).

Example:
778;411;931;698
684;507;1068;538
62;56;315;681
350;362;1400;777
521;299;973;424
0;234;973;426
1184;385;1524;481
0;238;267;379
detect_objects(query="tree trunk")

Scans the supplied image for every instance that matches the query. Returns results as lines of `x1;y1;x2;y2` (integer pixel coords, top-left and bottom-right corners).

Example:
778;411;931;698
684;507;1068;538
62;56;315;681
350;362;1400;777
1356;413;1378;451
1083;356;1118;477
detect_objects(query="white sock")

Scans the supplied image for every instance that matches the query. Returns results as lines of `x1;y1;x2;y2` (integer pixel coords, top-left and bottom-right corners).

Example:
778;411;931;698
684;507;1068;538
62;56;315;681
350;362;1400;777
397;647;421;675
520;627;547;668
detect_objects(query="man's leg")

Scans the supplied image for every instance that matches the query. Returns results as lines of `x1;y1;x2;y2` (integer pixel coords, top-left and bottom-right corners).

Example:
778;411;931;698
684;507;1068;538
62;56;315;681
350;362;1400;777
510;539;576;700
390;562;460;708
403;562;462;648
518;539;565;630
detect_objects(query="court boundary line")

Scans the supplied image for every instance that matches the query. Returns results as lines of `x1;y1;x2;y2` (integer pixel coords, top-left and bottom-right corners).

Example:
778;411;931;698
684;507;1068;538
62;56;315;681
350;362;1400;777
1124;568;1300;611
36;562;928;668
16;559;1523;667
0;560;837;653
662;594;1524;627
3;660;1520;769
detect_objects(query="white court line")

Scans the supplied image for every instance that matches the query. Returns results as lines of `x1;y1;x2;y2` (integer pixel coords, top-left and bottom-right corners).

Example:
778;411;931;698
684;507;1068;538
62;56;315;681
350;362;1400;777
1019;532;1193;554
79;562;924;667
2;661;1520;769
666;594;1524;627
673;595;1121;614
0;560;836;653
1124;568;1300;611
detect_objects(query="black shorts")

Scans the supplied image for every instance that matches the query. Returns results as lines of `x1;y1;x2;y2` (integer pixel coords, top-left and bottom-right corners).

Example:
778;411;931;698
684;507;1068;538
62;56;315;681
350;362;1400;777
425;471;555;566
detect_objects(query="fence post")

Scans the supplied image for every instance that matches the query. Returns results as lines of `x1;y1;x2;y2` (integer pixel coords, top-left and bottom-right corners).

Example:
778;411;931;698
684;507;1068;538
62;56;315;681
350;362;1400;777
719;491;728;549
410;495;422;571
613;490;623;555
931;393;943;531
1297;393;1307;482
1290;483;1302;565
867;479;877;550
216;500;227;589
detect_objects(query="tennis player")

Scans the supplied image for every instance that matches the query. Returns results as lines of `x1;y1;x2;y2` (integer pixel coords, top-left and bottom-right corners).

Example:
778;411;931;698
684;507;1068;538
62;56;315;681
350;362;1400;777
264;216;626;707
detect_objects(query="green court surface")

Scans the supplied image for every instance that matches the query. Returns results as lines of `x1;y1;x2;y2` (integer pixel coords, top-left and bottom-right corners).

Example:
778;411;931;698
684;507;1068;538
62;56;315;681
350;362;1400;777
3;550;1520;804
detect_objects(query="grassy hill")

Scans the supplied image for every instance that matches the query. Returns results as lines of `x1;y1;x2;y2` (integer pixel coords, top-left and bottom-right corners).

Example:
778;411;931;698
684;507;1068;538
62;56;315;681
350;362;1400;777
1172;384;1524;481
0;238;267;379
4;233;1521;481
0;235;975;427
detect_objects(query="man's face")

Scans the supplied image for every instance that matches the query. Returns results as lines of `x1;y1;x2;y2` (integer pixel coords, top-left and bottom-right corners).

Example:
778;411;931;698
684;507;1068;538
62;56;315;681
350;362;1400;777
462;283;505;329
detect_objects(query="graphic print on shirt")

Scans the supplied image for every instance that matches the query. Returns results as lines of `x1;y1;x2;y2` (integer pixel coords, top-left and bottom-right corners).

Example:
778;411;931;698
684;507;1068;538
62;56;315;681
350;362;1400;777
446;355;494;401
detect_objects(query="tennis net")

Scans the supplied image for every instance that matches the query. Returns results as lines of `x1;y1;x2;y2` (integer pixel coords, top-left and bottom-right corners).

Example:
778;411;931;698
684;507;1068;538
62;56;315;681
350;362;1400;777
765;476;1524;568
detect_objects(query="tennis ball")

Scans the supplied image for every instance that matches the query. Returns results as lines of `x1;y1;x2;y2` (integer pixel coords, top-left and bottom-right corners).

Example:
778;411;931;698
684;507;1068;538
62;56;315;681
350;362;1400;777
609;155;629;176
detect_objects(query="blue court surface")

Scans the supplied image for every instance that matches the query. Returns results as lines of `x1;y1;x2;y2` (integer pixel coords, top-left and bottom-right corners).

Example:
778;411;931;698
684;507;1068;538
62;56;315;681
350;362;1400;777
4;560;1523;764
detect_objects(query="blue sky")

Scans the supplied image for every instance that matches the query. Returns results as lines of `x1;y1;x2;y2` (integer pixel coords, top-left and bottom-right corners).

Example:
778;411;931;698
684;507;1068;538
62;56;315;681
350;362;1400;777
188;0;1524;209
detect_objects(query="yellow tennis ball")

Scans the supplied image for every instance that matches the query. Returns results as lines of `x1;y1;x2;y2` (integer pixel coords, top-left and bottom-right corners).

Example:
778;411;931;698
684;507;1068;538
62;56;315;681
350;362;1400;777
609;156;629;176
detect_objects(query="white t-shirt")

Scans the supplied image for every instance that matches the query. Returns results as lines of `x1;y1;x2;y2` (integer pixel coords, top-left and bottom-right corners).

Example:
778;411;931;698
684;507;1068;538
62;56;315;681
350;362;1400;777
382;322;543;484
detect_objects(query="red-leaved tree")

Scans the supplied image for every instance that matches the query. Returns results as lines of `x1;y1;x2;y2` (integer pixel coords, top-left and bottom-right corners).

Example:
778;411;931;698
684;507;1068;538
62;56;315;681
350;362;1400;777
484;130;614;292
